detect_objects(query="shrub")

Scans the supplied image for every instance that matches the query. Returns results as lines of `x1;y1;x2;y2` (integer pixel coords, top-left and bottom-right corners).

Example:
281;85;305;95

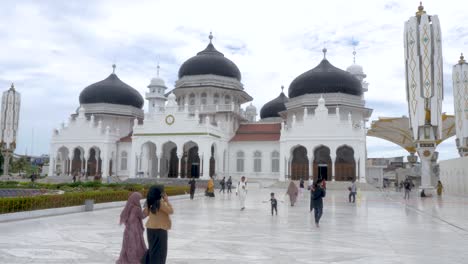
0;186;189;214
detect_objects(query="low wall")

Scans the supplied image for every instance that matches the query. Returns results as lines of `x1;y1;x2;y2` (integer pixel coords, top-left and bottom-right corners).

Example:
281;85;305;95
439;156;468;196
0;193;197;223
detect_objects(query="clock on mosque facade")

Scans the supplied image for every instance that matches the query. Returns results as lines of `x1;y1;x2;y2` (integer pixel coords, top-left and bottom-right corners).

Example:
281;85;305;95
165;114;175;125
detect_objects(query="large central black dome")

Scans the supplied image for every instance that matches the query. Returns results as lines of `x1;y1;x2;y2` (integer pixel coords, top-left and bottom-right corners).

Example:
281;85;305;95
178;36;241;81
79;72;144;109
288;58;362;98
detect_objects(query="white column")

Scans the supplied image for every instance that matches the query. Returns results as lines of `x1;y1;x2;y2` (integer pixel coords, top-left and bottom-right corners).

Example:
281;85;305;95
48;156;55;177
96;151;101;175
202;146;210;179
84;153;89;177
308;148;314;179
68;154;73;176
356;160;359;181
279;153;286;182
102;152;109;179
177;148;183;179
157;151;162;178
331;154;336;182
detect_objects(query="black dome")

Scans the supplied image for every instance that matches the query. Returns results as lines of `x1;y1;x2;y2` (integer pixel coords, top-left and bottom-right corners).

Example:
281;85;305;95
79;73;144;109
288;59;362;98
260;91;289;119
178;42;241;81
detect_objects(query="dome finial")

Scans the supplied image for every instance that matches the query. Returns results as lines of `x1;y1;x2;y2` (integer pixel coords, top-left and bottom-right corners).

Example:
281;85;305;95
281;85;284;92
209;31;213;43
416;2;426;17
112;64;116;74
459;53;466;64
353;48;357;64
10;83;14;90
322;48;327;59
157;62;160;77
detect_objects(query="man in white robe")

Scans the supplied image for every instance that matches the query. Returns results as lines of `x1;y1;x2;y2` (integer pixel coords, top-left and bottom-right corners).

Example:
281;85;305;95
236;176;247;210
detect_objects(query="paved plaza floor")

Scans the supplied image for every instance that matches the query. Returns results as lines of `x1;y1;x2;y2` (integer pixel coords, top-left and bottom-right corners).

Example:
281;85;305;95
0;187;467;264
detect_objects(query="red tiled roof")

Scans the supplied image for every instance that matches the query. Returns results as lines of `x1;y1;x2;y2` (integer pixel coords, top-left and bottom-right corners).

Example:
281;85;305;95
230;123;281;142
119;132;133;142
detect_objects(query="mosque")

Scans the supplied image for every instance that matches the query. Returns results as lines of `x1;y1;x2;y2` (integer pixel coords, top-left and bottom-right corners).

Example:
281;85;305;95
48;32;372;183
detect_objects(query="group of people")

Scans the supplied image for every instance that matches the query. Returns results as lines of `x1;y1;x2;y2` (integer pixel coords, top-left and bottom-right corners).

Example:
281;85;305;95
117;186;173;264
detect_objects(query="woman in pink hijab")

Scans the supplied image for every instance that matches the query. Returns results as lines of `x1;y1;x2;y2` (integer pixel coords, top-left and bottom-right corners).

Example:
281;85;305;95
286;181;299;206
117;192;147;264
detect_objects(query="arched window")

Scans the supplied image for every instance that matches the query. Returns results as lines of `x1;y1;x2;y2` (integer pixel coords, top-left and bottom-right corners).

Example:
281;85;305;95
189;93;196;105
214;93;219;105
271;151;280;172
253;151;262;172
120;151;128;170
201;92;207;105
225;95;231;104
236;151;244;172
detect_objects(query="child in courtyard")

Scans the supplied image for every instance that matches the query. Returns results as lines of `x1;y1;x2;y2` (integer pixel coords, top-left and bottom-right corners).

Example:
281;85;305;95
263;192;279;215
117;192;147;264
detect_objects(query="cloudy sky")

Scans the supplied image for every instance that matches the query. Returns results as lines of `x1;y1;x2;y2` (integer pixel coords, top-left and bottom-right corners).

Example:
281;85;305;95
0;0;466;160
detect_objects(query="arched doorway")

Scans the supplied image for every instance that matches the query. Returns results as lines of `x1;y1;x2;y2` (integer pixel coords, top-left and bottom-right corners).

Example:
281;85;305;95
181;141;200;178
56;146;69;176
335;146;356;181
71;147;85;175
88;147;102;176
291;146;309;180
161;141;178;178
313;146;332;181
141;142;157;178
209;144;216;177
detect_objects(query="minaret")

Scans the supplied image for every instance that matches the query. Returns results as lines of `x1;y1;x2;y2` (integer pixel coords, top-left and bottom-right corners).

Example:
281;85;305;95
146;63;168;112
0;83;21;176
346;46;369;97
245;103;257;122
404;2;444;192
453;53;468;156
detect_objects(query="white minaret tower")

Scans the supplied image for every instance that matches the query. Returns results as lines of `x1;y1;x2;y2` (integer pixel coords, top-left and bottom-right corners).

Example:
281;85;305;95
453;53;468;156
245;103;257;122
346;46;369;99
146;63;167;112
404;2;444;193
0;83;21;176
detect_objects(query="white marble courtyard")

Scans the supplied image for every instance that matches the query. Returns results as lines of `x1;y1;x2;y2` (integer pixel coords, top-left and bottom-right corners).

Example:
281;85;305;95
0;187;468;264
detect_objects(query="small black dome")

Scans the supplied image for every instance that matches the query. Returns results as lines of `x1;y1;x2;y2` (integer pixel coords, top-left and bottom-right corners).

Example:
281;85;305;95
178;41;241;81
79;73;144;109
260;91;289;119
288;59;362;98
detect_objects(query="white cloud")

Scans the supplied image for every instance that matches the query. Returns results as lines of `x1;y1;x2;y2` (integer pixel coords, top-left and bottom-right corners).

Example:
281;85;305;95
0;0;465;161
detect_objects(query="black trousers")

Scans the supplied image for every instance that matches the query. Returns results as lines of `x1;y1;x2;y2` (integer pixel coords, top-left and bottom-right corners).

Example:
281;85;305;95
190;190;195;200
314;206;323;224
142;229;168;264
349;192;356;203
271;204;277;215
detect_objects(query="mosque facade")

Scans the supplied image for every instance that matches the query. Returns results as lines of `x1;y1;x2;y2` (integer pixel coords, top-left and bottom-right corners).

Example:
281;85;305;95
48;34;372;183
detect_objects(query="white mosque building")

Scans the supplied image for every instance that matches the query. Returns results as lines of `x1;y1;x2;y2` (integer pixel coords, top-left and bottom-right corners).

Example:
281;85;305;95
48;33;372;182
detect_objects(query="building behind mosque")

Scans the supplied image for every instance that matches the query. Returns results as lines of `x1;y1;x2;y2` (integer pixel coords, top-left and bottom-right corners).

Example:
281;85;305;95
49;33;371;183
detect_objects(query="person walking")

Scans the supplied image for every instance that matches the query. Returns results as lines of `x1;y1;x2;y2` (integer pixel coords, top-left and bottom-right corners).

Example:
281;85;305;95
299;179;305;196
205;177;215;197
142;186;173;264
265;192;278;216
311;180;326;227
226;176;233;193
403;177;412;200
348;179;357;203
116;192;147;264
436;180;443;196
219;177;226;193
286;181;299;207
188;178;196;200
236;176;248;210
